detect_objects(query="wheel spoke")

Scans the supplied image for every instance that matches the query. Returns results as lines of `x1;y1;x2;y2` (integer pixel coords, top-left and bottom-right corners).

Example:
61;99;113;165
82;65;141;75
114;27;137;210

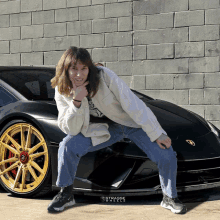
30;151;47;160
28;141;44;155
25;125;32;150
13;165;22;189
0;161;20;176
0;157;18;166
27;164;37;180
21;168;27;191
20;125;26;150
6;134;21;153
29;161;45;175
0;141;19;155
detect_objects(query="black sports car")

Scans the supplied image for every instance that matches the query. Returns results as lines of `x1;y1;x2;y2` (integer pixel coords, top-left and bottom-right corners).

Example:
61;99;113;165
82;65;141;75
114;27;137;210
1;66;220;198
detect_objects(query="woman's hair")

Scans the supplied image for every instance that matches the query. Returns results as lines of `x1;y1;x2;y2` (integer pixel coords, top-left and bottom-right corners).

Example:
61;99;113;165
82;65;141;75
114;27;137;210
51;46;100;98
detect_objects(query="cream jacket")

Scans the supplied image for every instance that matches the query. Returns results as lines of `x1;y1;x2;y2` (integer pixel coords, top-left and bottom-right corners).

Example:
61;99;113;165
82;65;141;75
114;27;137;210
55;66;167;146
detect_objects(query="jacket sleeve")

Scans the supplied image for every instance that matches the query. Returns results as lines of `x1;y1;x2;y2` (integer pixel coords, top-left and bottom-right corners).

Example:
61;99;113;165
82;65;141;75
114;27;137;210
54;87;84;136
101;67;167;142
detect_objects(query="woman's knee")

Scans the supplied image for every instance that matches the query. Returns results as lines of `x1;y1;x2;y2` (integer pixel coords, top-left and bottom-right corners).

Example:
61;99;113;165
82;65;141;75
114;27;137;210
157;148;177;166
59;133;91;157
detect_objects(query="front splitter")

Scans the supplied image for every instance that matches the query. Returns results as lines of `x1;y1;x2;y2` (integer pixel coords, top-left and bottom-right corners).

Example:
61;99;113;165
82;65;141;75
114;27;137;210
52;180;220;197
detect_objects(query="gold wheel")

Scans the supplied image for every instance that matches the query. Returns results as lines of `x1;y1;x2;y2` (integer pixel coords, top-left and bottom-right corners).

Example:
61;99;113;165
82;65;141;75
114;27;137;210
0;122;49;195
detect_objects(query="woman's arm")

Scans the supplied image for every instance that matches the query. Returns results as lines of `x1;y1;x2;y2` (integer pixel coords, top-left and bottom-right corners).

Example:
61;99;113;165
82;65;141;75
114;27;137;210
100;67;168;142
54;87;84;135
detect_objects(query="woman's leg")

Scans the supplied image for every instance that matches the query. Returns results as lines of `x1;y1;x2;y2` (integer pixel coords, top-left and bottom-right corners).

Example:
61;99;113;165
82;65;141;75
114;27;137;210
56;123;124;187
124;126;178;198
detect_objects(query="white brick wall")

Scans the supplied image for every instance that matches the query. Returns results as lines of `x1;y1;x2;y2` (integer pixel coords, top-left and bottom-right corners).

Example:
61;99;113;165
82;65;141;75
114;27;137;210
21;0;42;12
134;28;188;45
67;21;92;35
0;0;220;127
11;39;32;53
174;10;204;27
92;18;117;33
189;0;219;10
0;15;9;27
175;42;204;58
0;1;20;14
0;41;9;53
147;13;173;29
21;25;43;39
32;11;55;24
10;13;31;27
189;25;219;41
189;57;219;73
147;43;174;59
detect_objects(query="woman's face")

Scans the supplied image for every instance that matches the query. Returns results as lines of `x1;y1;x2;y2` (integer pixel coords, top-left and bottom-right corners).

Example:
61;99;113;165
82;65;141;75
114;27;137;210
68;61;89;87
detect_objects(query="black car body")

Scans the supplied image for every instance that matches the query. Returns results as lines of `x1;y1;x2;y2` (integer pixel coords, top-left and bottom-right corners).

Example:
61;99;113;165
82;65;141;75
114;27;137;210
0;66;220;198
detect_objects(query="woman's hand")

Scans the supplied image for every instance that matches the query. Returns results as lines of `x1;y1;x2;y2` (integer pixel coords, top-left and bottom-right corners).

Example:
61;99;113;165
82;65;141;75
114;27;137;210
156;135;172;149
72;81;89;101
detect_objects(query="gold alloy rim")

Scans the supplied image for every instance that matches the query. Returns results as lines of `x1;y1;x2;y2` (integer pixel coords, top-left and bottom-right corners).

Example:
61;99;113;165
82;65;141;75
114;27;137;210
0;123;49;193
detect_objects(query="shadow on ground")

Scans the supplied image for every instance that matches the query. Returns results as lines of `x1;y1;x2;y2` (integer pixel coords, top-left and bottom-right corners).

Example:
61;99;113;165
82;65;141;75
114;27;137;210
2;185;220;212
73;186;220;213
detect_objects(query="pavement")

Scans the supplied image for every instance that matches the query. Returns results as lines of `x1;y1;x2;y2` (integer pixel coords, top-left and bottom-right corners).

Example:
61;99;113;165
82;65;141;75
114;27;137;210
0;186;220;220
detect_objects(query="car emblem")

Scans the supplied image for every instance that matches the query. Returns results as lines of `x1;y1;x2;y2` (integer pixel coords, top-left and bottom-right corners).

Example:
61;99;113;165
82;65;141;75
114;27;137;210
186;139;195;146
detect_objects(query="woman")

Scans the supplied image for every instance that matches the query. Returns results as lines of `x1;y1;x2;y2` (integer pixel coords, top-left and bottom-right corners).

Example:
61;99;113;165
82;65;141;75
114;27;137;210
48;46;186;214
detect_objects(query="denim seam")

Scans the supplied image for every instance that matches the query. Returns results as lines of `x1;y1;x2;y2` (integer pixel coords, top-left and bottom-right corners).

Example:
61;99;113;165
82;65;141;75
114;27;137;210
64;135;74;145
120;124;126;138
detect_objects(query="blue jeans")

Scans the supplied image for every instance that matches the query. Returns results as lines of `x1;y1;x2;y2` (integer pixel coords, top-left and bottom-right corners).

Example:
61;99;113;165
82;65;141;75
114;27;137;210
56;123;178;198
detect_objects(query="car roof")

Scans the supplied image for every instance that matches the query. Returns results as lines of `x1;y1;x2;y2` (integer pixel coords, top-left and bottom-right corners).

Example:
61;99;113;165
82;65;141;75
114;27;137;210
0;66;56;101
0;66;56;72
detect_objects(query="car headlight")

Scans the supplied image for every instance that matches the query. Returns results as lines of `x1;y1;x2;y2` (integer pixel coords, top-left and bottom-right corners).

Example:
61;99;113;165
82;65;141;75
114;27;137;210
207;121;219;137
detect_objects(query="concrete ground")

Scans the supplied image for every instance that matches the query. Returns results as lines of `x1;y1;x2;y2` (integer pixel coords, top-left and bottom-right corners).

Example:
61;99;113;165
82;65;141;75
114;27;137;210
0;186;220;220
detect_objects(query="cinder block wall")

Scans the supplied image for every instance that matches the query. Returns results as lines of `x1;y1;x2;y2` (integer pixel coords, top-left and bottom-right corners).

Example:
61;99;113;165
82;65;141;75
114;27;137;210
0;0;220;128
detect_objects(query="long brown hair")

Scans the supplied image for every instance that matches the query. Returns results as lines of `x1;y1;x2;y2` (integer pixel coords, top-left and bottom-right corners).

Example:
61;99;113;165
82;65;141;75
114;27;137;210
51;47;100;98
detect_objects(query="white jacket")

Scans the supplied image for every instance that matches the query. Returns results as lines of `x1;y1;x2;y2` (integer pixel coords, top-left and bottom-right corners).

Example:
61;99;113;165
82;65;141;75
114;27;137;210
55;66;167;146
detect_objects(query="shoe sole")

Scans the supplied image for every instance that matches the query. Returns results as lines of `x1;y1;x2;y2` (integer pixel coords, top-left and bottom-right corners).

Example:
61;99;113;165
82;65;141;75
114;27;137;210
48;199;75;212
160;201;187;214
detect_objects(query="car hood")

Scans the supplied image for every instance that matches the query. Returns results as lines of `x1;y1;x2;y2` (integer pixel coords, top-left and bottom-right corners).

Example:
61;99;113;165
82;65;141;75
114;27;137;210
143;99;211;138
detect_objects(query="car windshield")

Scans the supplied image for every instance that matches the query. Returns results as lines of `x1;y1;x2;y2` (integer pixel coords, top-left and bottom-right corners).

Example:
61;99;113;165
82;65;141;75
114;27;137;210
0;69;154;102
131;89;154;101
0;69;55;101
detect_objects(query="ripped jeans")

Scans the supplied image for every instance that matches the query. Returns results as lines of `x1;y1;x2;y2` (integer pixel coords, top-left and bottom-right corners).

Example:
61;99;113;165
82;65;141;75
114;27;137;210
56;123;178;198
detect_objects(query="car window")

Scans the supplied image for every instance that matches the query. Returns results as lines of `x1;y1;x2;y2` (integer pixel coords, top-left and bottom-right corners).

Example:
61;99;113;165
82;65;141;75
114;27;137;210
0;86;17;107
0;70;55;101
46;81;55;99
25;81;40;96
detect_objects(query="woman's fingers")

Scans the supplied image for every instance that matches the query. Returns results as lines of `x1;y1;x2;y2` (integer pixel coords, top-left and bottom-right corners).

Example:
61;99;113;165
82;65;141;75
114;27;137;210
158;142;166;149
163;137;171;146
156;139;171;149
82;81;89;87
73;81;89;90
163;138;171;148
71;81;89;100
